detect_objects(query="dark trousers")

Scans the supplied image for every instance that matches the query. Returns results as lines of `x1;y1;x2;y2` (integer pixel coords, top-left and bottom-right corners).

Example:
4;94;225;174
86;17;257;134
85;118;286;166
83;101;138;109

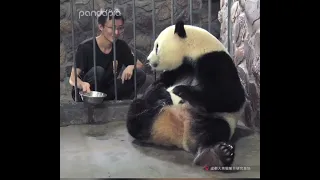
72;66;146;102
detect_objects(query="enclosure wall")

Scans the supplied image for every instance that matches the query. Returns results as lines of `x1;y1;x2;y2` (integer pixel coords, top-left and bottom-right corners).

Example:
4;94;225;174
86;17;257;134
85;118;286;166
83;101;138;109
219;0;260;131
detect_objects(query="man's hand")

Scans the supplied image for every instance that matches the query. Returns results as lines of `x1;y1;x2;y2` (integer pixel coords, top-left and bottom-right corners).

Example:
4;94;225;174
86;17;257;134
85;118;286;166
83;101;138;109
80;82;91;93
121;65;134;84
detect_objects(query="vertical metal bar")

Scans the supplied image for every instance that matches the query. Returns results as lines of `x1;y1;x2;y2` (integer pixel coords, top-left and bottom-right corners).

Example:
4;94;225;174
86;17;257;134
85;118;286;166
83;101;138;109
133;0;137;99
92;0;97;91
189;0;192;25
152;0;156;81
171;0;174;25
227;0;231;53
71;0;78;102
112;1;118;101
208;0;211;33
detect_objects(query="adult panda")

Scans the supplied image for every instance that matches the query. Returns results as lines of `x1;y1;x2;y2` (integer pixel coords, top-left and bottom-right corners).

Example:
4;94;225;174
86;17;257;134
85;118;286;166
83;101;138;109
126;20;246;168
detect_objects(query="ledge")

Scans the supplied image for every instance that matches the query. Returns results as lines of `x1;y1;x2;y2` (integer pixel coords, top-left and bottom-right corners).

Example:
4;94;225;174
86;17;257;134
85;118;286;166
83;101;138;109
60;100;133;127
60;99;260;134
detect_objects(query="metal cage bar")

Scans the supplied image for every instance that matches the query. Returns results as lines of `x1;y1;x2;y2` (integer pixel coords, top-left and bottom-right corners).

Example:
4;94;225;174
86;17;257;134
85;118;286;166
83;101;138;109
171;0;174;25
112;1;118;101
208;0;211;33
133;0;137;99
71;0;78;102
189;0;192;25
69;0;224;104
227;0;231;53
92;0;97;91
152;0;156;81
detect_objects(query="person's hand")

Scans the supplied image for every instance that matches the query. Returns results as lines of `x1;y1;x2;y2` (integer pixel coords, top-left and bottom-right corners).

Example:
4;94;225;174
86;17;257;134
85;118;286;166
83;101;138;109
80;82;91;93
121;65;134;84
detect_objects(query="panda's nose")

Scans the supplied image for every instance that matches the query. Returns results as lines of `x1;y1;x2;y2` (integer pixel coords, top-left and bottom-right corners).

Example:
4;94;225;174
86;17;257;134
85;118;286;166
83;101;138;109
151;62;158;67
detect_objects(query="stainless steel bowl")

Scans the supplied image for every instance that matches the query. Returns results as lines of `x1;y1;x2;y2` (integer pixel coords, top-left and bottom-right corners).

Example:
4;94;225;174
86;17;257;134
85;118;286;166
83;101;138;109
79;91;107;105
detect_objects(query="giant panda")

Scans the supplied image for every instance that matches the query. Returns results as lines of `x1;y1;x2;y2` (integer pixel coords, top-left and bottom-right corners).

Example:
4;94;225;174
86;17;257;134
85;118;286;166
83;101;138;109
126;20;246;168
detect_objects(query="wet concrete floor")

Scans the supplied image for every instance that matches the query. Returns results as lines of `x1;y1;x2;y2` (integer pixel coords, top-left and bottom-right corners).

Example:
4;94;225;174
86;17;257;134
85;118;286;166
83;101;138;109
60;121;260;178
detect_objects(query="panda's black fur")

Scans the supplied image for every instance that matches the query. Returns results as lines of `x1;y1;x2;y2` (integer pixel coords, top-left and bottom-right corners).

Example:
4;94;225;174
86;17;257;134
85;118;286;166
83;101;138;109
126;20;246;168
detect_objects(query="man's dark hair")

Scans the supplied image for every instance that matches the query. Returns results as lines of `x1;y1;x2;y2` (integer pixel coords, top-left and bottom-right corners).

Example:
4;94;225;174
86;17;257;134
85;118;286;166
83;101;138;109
97;7;125;26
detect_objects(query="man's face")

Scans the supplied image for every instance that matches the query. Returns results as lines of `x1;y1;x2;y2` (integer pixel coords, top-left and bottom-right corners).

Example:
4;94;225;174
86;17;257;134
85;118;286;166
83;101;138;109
99;19;124;42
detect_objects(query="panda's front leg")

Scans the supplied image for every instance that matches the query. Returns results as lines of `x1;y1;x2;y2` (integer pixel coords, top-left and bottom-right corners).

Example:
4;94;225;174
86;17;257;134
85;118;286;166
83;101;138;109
145;82;172;106
172;85;202;106
152;70;177;88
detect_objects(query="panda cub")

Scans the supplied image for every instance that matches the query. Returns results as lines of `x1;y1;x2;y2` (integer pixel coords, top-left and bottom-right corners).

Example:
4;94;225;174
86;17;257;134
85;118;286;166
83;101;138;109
126;20;246;168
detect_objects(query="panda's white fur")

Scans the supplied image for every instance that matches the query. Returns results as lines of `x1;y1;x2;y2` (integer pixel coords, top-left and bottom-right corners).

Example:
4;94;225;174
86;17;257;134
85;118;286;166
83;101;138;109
166;85;182;105
147;24;229;71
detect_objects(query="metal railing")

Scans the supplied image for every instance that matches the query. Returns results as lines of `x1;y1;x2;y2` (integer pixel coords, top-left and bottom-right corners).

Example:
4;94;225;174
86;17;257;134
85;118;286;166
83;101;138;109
70;0;230;103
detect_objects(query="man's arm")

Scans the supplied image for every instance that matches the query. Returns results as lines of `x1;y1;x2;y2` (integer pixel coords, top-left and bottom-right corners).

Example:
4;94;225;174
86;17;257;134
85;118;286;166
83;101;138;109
124;50;144;69
69;44;87;89
129;59;143;69
69;68;84;88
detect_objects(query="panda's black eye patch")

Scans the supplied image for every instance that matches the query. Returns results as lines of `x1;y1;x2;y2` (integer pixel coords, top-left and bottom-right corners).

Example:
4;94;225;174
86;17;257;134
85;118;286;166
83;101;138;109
156;44;158;54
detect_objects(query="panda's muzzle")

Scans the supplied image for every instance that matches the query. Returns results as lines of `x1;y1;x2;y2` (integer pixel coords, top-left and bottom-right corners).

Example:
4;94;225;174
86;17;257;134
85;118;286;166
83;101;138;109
151;62;159;68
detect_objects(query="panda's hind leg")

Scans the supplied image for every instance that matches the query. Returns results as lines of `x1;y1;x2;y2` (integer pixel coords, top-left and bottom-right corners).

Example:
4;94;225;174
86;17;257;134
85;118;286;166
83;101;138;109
190;113;235;168
126;83;174;142
126;98;154;141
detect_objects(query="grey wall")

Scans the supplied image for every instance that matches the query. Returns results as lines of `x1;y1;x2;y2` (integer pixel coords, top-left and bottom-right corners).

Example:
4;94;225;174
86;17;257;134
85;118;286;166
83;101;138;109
219;0;260;131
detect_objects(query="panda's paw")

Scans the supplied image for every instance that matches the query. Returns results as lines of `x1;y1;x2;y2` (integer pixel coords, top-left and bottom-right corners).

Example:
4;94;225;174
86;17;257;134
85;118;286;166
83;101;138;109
193;142;235;168
172;85;190;98
146;83;166;97
215;142;235;167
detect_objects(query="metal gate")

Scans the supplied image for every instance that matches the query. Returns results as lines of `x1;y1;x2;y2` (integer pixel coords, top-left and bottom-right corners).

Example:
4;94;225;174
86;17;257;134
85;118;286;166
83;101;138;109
69;0;231;104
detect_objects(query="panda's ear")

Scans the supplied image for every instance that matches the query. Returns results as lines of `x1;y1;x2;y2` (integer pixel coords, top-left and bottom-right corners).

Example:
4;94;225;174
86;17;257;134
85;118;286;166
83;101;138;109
174;20;187;38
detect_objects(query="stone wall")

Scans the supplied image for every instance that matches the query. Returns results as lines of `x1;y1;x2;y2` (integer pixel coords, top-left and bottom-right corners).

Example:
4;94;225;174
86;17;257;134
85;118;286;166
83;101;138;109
219;0;260;131
60;0;221;100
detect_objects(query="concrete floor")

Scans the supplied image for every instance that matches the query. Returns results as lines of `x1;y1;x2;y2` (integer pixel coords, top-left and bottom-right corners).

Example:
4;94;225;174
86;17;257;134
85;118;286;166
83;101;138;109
60;121;260;178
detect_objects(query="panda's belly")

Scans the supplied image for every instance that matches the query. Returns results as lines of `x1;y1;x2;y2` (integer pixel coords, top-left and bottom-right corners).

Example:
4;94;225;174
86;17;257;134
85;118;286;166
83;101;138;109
167;85;182;105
